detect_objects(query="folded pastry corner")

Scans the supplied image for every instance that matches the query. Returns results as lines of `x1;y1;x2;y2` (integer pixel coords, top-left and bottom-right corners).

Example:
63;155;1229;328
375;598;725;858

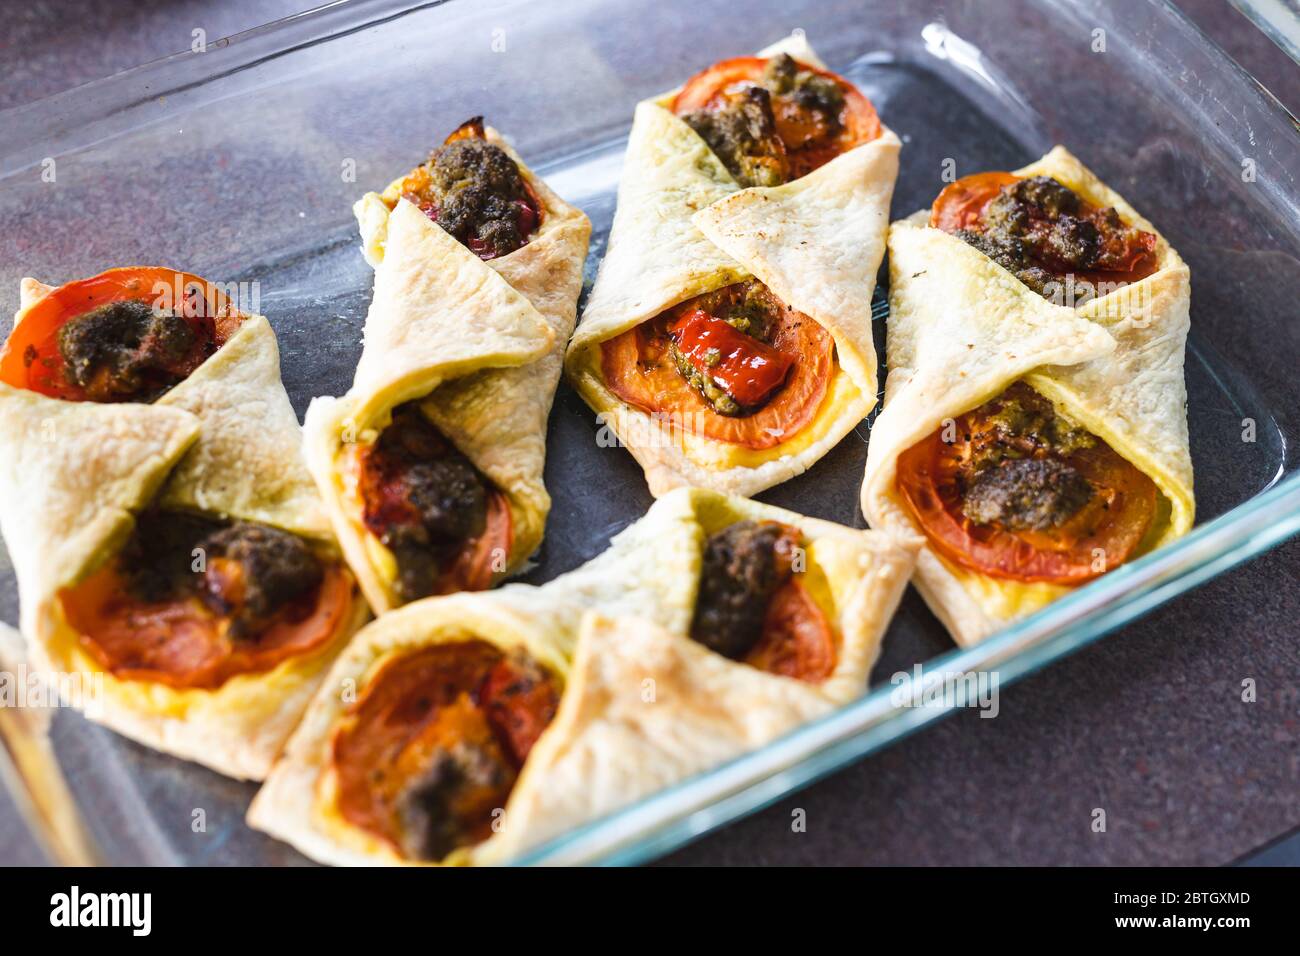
668;487;917;705
155;313;334;538
0;268;366;780
476;609;837;865
0;383;201;634
249;485;914;865
565;35;899;498
307;119;590;616
863;146;1193;645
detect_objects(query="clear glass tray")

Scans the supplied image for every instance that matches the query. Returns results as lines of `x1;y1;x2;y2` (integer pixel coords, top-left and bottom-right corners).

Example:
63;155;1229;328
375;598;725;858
1;0;1297;865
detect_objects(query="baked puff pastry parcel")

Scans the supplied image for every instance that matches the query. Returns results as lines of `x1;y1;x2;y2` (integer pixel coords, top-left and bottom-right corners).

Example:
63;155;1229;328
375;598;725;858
307;118;590;615
565;34;900;497
0;268;367;779
863;146;1194;646
248;487;915;865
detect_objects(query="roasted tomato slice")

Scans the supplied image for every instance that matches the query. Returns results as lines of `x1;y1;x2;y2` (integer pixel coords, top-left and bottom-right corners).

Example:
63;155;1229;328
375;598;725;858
0;266;246;401
600;283;834;450
331;640;560;861
440;489;512;595
61;561;354;690
895;402;1158;584
929;172;1019;233
744;578;837;682
672;55;881;180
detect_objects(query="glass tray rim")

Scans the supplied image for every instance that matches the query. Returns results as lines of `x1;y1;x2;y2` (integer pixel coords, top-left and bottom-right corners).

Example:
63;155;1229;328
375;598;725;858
1;0;1298;867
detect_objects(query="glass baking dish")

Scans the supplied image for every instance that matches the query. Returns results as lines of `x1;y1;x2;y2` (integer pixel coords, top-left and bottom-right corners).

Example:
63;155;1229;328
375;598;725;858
0;0;1297;866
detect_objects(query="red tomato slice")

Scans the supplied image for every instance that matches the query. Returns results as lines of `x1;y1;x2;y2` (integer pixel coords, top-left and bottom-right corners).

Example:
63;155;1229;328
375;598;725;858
745;577;837;683
437;489;513;595
331;640;559;859
929;171;1019;233
600;284;834;450
0;266;247;401
62;561;355;690
895;408;1157;585
480;653;560;764
671;55;881;180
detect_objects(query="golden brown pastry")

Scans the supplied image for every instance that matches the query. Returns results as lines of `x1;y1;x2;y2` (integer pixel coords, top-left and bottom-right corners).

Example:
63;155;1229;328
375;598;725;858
307;119;591;615
565;35;900;497
862;147;1193;645
0;268;366;779
249;487;916;864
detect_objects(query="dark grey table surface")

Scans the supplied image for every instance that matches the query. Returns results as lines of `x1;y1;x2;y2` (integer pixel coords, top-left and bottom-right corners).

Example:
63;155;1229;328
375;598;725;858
0;0;1297;867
